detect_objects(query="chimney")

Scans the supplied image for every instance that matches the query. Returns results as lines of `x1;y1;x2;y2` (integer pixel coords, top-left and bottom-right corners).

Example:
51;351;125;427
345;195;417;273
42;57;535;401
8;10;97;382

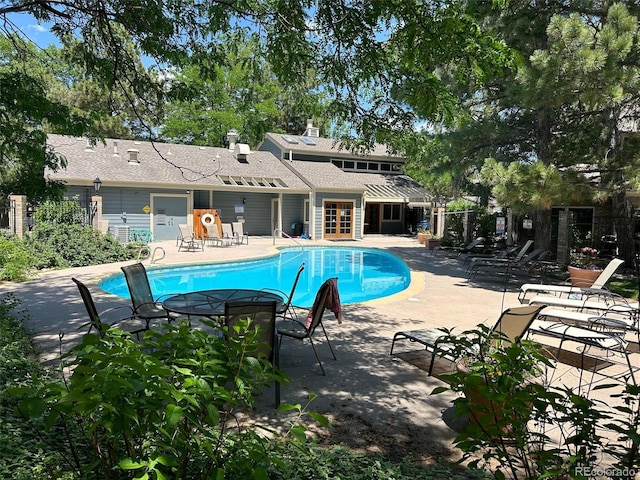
227;129;238;151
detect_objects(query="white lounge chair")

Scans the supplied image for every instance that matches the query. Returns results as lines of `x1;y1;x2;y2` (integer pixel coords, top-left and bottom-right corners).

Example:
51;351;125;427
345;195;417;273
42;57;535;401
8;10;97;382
518;258;624;304
232;221;249;245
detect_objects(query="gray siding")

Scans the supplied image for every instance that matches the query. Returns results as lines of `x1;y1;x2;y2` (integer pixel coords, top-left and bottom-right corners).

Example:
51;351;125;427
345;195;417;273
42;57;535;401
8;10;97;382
212;191;274;235
281;194;307;237
258;139;283;159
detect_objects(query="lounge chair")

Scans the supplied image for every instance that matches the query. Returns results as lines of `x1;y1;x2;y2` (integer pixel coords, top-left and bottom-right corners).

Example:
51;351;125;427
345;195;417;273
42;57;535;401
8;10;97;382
468;248;548;280
232;221;249;245
433;237;487;256
121;263;179;329
72;277;145;337
177;224;204;252
224;300;281;406
204;223;229;247
466;240;534;272
518;258;624;304
277;277;340;375
527;289;638;316
221;223;235;244
390;304;546;376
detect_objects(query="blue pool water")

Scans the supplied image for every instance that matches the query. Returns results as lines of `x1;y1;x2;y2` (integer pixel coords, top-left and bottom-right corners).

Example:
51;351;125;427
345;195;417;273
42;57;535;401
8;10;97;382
99;247;411;306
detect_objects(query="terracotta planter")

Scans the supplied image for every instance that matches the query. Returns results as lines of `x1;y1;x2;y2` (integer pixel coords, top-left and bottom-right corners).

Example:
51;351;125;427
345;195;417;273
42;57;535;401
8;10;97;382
567;265;602;288
425;238;441;250
417;232;428;244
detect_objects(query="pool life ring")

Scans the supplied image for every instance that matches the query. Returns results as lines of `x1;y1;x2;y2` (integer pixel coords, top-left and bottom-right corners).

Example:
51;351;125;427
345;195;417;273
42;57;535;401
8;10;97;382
201;213;215;226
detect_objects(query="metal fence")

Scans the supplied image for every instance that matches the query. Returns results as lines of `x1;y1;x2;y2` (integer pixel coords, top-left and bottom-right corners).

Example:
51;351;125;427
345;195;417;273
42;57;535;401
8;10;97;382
25;198;97;231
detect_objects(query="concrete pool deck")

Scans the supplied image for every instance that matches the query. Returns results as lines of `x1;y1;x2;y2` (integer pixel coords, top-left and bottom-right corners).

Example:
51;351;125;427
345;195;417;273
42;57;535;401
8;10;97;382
0;234;621;464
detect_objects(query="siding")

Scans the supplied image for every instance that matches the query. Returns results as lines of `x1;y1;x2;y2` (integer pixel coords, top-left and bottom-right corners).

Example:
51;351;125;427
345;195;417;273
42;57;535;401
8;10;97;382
211;191;274;235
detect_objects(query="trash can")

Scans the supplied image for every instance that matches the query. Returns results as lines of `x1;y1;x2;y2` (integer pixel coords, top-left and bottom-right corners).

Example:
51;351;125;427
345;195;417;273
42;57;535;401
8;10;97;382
293;222;303;236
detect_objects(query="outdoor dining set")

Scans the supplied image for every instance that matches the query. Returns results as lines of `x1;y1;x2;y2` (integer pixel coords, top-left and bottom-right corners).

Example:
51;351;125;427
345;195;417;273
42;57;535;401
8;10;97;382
72;261;342;407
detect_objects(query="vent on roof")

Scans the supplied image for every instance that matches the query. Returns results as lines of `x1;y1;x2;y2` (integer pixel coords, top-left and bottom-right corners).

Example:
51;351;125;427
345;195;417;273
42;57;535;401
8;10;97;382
227;130;238;151
234;143;250;162
283;135;299;144
85;139;94;152
127;149;140;164
113;141;119;157
304;119;320;137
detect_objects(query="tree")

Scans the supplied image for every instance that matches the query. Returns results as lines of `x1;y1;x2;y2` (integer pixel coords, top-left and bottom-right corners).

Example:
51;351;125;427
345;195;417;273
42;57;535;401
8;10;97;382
1;0;512;200
406;1;640;265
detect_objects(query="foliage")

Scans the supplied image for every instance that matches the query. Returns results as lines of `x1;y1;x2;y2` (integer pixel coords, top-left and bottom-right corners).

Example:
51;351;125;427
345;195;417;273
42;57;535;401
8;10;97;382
570;246;600;269
0;233;36;281
433;325;640;480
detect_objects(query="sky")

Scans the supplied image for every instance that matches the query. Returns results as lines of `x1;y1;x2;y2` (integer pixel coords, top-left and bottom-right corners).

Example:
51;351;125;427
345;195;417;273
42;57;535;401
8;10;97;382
7;12;60;47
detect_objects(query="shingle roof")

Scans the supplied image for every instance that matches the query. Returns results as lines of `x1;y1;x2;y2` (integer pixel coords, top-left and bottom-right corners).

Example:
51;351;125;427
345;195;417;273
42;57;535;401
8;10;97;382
45;135;311;192
287;160;366;190
265;133;403;160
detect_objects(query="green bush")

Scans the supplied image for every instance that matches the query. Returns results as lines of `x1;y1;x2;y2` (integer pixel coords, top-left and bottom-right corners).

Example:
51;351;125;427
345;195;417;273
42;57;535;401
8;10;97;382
26;223;135;269
0;234;36;281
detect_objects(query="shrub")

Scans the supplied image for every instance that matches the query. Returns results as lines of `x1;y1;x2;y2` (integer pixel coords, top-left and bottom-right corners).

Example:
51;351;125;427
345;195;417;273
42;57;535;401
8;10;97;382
0;234;36;281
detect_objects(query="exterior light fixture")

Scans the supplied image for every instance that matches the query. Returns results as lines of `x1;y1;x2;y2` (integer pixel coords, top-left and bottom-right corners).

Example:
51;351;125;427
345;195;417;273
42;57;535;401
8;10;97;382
93;177;102;192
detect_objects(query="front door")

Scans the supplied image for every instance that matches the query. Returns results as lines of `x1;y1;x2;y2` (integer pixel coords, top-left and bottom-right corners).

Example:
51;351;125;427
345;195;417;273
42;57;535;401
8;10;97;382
152;195;188;241
365;203;380;234
324;201;354;239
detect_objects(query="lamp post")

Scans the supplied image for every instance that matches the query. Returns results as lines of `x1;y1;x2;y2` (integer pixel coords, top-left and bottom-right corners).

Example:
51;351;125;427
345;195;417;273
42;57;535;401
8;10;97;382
93;177;102;193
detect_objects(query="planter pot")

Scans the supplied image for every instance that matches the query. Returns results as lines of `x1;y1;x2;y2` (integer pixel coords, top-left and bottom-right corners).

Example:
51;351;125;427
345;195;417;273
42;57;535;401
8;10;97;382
457;362;539;437
425;238;441;250
567;265;602;288
417;232;428;245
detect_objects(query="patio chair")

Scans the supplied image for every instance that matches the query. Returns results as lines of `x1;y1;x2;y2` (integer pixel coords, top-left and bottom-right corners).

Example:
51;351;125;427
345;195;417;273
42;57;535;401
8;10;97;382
221;223;235;244
121;263;179;329
204;223;227;247
466;240;534;272
232;221;249;245
518;258;624;304
72;277;145;337
467;248;547;280
433;237;487;256
260;262;305;319
224;300;281;406
390;304;546;376
177;224;204;252
277;277;339;375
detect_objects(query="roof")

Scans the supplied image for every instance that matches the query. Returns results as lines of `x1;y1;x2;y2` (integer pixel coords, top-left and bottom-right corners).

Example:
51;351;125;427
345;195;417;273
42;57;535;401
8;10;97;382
288;160;367;191
264;133;404;161
357;172;430;203
46;135;311;192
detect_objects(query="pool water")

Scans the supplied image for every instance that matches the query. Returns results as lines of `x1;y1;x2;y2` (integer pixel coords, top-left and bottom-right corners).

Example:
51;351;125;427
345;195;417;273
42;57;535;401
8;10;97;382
99;246;411;306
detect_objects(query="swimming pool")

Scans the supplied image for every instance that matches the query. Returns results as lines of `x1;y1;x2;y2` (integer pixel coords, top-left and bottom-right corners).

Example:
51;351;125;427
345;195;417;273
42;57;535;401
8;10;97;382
99;246;411;306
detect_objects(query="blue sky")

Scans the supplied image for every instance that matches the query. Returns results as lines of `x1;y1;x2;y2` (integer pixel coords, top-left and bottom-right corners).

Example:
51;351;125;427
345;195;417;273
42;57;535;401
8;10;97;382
8;13;59;47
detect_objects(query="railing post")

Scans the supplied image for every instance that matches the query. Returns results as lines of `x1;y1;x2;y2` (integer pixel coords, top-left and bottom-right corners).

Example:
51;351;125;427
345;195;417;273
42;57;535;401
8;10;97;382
8;194;28;239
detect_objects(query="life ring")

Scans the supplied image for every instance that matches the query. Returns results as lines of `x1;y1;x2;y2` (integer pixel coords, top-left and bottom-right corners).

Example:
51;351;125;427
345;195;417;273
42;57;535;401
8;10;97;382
201;213;215;226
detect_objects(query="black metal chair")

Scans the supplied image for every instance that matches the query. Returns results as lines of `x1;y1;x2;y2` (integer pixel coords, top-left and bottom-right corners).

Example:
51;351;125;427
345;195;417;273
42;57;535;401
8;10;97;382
261;262;305;319
121;263;178;329
72;277;145;337
277;278;338;376
224;300;280;406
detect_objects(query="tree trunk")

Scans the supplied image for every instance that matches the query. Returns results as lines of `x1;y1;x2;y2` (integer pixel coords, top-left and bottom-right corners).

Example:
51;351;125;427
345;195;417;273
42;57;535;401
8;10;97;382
534;208;552;252
612;189;636;267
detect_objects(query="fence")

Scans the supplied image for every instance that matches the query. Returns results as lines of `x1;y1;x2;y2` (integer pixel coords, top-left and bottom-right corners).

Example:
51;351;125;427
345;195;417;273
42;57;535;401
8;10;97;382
7;194;102;238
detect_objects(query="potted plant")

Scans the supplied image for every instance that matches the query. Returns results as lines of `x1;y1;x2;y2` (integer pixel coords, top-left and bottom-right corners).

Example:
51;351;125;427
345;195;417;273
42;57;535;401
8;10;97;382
425;233;442;250
567;246;603;287
434;325;550;441
416;227;430;245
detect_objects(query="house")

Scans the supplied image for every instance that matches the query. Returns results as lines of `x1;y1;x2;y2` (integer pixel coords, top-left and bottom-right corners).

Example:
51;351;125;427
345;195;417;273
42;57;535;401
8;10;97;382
258;121;430;237
44;123;430;242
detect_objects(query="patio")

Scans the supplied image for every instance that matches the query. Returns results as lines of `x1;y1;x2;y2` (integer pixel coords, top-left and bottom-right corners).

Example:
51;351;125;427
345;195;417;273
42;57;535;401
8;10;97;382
2;235;634;465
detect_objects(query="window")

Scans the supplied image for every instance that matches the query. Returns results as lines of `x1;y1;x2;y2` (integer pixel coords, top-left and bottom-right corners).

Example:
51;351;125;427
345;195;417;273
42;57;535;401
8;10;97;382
303;199;310;223
344;161;355;169
357;162;367;170
383;204;401;221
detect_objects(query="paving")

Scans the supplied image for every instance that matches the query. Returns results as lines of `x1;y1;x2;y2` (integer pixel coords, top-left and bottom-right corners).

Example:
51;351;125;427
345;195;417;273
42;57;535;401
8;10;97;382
0;235;626;464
